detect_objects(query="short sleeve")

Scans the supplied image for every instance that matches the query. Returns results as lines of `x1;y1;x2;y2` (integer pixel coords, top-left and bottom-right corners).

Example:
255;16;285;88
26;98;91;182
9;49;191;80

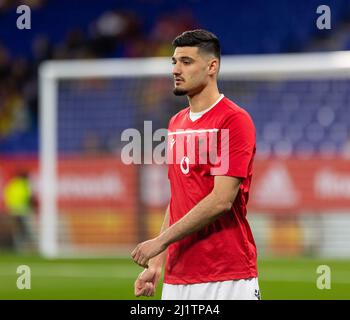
211;111;256;178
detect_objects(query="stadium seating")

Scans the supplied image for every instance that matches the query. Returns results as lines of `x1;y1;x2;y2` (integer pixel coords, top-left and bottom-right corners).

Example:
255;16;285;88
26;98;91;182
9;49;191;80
1;0;350;155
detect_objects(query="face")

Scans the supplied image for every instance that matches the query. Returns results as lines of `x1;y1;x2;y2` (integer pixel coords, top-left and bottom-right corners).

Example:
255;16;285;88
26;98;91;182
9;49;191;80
171;46;218;96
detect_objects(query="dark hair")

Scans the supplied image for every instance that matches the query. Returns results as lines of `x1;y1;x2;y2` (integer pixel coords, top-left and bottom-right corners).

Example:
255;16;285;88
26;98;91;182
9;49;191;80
172;29;221;61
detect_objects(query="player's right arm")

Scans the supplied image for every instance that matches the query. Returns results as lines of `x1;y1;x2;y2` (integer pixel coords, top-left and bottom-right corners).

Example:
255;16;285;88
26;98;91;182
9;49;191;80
134;204;169;297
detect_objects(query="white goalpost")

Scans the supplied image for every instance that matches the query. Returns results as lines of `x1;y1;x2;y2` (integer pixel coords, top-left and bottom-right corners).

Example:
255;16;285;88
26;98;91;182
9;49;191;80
39;51;350;258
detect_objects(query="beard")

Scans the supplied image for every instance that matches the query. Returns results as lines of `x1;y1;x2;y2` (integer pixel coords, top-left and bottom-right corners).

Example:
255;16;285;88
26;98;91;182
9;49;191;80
173;87;188;96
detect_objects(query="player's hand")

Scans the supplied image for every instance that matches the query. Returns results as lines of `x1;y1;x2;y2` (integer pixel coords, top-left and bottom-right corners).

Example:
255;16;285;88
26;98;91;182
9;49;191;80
131;237;167;268
134;267;162;297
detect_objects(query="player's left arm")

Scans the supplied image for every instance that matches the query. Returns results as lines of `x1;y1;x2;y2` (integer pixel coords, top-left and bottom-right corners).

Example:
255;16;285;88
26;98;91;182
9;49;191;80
131;175;241;268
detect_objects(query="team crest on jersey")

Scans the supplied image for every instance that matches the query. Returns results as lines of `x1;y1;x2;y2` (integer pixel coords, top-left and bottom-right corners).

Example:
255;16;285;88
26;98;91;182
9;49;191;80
180;156;190;174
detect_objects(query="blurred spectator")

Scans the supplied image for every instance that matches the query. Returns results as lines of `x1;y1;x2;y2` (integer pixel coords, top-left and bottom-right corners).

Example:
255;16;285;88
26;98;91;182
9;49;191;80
89;10;141;57
3;171;36;251
32;35;53;63
150;10;197;57
0;80;29;139
0;0;45;12
22;0;45;9
0;44;10;77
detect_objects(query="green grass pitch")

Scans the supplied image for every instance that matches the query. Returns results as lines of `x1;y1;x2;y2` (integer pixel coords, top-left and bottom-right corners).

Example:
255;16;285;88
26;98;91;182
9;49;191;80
1;253;350;300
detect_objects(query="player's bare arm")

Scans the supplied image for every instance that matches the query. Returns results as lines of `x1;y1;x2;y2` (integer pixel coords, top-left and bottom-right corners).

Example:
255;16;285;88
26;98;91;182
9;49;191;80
131;176;242;268
134;205;169;296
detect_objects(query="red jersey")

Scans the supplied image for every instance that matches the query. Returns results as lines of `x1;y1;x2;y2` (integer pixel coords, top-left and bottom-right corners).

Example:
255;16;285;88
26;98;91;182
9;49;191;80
164;95;258;284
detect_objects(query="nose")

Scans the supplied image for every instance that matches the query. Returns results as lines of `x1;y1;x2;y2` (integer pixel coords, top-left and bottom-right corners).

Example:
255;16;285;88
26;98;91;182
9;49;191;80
172;62;181;76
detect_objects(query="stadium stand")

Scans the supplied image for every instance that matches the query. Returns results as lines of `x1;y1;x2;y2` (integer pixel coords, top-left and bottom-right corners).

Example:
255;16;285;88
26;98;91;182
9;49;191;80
1;0;350;155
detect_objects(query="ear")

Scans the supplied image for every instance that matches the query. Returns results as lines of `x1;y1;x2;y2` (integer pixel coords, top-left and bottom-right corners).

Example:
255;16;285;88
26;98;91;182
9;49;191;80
208;58;219;76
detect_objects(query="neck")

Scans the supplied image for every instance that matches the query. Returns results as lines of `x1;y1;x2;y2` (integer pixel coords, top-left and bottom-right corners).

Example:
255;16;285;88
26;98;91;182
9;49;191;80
188;83;221;113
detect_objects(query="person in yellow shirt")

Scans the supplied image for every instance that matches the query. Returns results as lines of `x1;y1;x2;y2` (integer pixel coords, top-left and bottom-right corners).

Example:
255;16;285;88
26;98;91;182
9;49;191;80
3;171;34;251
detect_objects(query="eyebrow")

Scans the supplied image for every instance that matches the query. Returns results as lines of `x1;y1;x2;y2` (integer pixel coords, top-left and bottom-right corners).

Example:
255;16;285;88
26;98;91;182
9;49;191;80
171;56;195;62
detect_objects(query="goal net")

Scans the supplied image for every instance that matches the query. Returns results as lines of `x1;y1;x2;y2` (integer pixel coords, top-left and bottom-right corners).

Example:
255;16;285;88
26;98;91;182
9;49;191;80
39;52;350;258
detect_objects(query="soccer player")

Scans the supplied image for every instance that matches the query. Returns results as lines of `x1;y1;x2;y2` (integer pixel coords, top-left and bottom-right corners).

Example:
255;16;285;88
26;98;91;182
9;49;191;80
131;29;260;300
